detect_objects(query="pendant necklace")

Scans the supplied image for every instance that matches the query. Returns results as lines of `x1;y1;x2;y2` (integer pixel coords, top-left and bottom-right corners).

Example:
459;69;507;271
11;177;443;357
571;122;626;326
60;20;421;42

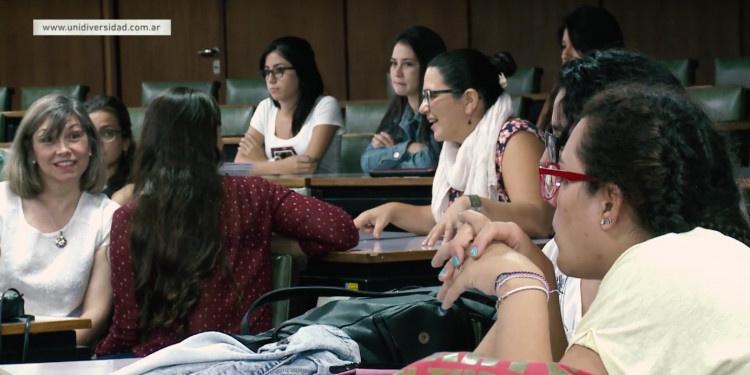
33;199;68;249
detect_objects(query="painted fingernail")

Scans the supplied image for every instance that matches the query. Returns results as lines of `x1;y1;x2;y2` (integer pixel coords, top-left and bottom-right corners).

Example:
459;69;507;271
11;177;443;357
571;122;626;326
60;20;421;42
451;256;460;267
470;246;478;257
438;268;446;278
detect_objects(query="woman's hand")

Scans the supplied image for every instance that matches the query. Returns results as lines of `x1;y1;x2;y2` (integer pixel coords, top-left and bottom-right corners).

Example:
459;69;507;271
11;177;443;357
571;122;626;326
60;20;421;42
353;203;397;238
371;132;395;148
423;196;471;246
407;142;426;153
237;132;266;161
290;154;318;174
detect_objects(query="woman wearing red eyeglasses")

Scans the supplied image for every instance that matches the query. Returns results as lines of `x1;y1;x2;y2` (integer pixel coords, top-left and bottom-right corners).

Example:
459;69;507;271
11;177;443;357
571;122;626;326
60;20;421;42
427;84;750;374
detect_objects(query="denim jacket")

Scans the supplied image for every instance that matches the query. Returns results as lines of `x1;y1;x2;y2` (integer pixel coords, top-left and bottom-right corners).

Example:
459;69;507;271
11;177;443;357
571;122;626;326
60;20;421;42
360;107;442;172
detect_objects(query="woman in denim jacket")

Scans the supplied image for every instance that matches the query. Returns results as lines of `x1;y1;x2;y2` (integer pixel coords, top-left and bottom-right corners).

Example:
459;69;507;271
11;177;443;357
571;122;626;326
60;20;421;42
360;26;445;172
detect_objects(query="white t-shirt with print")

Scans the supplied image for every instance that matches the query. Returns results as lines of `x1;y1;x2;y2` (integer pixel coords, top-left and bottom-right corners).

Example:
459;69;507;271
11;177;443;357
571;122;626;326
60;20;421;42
250;96;343;174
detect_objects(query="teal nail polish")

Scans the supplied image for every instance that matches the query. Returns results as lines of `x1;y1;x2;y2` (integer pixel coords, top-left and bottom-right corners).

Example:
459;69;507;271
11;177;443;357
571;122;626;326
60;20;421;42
451;256;460;267
438;268;446;278
470;246;478;257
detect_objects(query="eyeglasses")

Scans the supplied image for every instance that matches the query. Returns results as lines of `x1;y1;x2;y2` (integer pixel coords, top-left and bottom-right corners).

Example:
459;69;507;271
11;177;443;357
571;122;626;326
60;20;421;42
421;89;462;110
538;161;599;201
259;66;295;80
544;130;559;163
98;128;122;143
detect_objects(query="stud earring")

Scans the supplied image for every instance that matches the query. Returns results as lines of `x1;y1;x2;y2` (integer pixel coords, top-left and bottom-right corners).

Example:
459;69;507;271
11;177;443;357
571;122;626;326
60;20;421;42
31;160;36;165
600;217;613;226
88;151;92;156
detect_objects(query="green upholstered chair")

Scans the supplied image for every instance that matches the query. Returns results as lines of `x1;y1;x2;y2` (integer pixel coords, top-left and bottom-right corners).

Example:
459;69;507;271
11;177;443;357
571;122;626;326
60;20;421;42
344;101;389;134
505;67;542;97
687;86;746;122
340;134;372;173
220;106;253;137
141;81;220;107
0;87;12;111
21;85;88;110
128;107;147;141
225;78;268;106
0;147;10;181
715;56;750;87
660;59;698;86
271;254;293;328
511;96;531;120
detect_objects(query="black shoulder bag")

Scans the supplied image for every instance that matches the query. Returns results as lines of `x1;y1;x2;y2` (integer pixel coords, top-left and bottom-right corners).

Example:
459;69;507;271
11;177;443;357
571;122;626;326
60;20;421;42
236;286;497;369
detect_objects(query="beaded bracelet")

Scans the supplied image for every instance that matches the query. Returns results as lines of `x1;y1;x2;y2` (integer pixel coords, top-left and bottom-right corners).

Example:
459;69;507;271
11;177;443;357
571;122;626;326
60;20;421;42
496;285;549;308
494;271;549;296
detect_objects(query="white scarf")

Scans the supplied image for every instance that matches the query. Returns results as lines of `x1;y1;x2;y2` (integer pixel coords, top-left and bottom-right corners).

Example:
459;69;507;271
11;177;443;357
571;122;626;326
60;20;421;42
431;93;514;221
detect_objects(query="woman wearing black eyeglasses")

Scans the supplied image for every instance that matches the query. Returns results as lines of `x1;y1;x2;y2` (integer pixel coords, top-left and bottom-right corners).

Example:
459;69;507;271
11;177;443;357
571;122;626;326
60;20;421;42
234;36;343;174
355;49;553;242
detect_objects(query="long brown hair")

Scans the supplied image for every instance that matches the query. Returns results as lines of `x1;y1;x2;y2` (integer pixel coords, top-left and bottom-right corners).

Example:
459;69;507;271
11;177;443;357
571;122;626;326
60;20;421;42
129;87;230;340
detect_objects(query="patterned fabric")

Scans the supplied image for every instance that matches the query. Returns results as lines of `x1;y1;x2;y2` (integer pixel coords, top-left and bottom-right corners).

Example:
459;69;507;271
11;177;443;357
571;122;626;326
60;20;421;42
447;118;539;205
96;176;359;357
397;352;593;375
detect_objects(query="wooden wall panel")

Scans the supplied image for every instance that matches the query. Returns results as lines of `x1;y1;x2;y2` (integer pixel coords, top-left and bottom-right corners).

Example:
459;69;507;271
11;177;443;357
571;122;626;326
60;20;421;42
225;0;346;102
118;0;222;107
346;0;469;100
604;0;741;86
0;0;106;110
470;0;595;94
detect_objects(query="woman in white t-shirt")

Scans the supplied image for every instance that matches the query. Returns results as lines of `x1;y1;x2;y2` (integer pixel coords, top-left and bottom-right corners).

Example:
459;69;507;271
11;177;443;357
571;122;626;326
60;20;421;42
0;94;119;347
433;84;750;374
234;36;343;174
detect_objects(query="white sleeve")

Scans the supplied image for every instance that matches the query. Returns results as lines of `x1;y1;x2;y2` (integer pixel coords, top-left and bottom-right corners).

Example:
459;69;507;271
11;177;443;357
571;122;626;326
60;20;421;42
97;198;120;250
250;98;272;135
310;96;343;128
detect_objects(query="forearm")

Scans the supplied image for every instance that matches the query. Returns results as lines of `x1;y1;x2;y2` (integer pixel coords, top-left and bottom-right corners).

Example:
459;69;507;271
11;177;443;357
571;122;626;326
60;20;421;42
492;279;553;362
250;157;317;175
480;199;553;239
389;203;436;235
76;307;111;346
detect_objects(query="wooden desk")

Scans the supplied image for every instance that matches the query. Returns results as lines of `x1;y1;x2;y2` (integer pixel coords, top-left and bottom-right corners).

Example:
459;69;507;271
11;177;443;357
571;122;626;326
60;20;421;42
0;358;138;375
1;317;90;336
309;174;433;187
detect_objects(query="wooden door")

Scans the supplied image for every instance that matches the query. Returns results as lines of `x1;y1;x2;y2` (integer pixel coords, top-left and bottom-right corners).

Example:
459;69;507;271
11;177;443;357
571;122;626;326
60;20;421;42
117;0;223;107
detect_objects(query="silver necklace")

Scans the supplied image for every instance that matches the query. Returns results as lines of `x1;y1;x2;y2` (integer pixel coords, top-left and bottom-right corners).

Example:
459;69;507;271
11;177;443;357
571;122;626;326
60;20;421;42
30;199;68;249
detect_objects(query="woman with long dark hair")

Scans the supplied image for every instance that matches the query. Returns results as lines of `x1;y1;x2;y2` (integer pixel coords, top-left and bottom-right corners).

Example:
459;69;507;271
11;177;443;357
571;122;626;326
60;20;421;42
234;36;343;174
360;25;446;172
84;95;135;198
97;87;358;357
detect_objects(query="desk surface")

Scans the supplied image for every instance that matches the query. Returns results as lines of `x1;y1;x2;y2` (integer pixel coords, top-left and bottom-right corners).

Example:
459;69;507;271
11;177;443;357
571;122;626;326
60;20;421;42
0;358;138;375
217;167;433;188
1;317;91;336
319;232;551;264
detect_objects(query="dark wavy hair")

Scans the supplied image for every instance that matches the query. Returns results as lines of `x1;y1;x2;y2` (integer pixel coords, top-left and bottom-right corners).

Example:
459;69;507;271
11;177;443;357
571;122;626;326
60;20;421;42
130;87;232;340
427;49;516;110
377;25;446;146
579;83;750;246
84;95;135;193
259;36;324;136
555;49;684;160
557;5;624;54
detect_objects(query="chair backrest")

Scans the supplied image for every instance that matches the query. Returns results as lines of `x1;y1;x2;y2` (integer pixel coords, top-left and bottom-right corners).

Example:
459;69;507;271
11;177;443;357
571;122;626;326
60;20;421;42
511;96;531;120
715;56;750;87
141;81;220;107
345;101;390;134
0;87;12;111
225;78;268;106
0;147;10;181
687;86;746;122
505;67;542;97
340;134;372;173
128;107;147;140
271;254;293;328
21;85;88;110
220;106;253;137
660;58;698;86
